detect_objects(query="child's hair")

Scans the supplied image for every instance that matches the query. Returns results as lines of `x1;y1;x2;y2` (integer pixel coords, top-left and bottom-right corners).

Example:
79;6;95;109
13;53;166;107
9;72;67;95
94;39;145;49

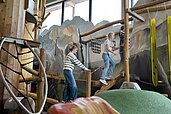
65;42;78;55
121;26;124;31
69;42;78;51
108;32;114;38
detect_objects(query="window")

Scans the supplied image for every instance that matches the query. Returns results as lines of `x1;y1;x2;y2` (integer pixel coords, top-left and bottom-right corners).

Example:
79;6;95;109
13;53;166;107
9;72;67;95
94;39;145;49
129;0;139;8
74;0;89;21
92;0;121;25
43;0;123;29
133;0;138;6
42;3;62;29
64;5;73;21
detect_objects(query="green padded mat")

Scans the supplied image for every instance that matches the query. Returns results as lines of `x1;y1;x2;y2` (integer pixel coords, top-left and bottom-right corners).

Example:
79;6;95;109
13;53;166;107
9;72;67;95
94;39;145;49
96;89;171;114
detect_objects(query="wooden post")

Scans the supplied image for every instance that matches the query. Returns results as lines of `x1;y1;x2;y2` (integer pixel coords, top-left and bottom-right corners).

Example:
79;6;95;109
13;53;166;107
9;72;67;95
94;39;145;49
33;0;38;41
36;48;46;112
3;0;25;38
86;71;91;97
33;0;47;41
19;89;59;104
0;0;25;110
34;28;38;41
34;0;38;16
80;18;133;38
124;0;130;82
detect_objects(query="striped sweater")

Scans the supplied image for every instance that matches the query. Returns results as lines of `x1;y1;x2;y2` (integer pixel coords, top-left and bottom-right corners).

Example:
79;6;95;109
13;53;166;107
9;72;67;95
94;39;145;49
63;52;86;71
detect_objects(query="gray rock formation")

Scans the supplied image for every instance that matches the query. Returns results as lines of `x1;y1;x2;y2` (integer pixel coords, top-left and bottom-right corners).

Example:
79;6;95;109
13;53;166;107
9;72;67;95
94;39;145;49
129;0;171;97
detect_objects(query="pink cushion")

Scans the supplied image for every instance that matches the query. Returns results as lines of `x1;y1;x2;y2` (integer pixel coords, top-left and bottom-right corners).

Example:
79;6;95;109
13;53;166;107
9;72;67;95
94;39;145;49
47;96;119;114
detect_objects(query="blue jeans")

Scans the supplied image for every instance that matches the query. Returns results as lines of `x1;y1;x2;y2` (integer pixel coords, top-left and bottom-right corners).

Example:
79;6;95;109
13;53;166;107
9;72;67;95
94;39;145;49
120;52;124;62
63;69;77;102
101;53;115;80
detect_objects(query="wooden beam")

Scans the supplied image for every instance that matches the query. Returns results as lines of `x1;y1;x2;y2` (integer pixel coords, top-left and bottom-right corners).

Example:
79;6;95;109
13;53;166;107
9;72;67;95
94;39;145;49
80;18;133;38
46;71;59;76
32;12;51;32
135;4;171;14
46;72;102;85
47;75;65;80
18;89;59;104
19;77;41;83
36;48;46;112
84;27;133;43
95;76;122;94
85;35;107;43
86;71;91;97
41;0;47;18
24;0;29;10
1;0;25;109
130;0;170;11
34;0;38;16
47;75;98;83
22;66;39;76
3;0;25;38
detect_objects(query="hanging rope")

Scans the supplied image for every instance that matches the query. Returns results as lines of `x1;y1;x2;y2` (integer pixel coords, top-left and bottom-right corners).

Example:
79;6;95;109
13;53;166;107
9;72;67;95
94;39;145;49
91;61;107;74
164;2;168;17
147;7;152;20
147;6;158;26
154;7;159;19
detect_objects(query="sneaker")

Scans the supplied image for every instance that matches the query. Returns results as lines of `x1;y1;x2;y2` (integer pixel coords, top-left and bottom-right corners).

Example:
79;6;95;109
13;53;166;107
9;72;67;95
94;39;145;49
69;100;73;103
120;71;125;77
61;100;66;103
106;76;112;80
99;79;108;85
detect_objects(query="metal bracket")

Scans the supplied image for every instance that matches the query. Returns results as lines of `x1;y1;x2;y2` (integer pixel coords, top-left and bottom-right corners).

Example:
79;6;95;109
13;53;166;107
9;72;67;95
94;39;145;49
127;8;145;22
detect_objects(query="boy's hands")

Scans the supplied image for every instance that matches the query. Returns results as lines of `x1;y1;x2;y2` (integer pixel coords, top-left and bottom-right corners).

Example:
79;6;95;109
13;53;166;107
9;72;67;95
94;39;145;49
112;52;117;55
120;43;124;47
111;51;117;55
84;68;91;71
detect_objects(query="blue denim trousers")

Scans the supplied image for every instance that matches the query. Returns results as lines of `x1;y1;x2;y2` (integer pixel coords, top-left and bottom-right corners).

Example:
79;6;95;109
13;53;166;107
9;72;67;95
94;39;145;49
101;53;116;80
63;69;77;102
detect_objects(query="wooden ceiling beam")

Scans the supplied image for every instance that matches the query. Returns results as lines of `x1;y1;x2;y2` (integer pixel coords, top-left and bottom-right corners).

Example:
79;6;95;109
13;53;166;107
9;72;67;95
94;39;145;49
130;0;170;11
135;4;171;14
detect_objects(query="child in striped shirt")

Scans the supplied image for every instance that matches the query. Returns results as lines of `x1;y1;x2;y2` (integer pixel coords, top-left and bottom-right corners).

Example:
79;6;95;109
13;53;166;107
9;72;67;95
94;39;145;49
63;42;90;103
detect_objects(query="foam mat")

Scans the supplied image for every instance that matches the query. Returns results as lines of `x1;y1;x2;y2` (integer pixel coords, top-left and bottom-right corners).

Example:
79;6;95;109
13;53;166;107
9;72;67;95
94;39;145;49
96;89;171;114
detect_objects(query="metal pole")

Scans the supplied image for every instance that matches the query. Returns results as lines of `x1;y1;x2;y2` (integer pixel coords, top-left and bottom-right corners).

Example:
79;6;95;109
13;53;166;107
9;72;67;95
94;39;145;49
86;43;90;68
89;0;92;22
61;1;65;25
72;5;75;18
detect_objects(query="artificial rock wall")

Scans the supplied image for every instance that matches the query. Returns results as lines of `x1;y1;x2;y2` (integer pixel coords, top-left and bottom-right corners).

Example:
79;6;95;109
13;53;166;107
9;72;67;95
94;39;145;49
39;16;122;76
129;0;171;94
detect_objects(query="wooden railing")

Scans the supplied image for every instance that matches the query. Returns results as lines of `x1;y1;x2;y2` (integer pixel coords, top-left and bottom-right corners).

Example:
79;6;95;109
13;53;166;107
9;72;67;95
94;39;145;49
46;71;93;97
